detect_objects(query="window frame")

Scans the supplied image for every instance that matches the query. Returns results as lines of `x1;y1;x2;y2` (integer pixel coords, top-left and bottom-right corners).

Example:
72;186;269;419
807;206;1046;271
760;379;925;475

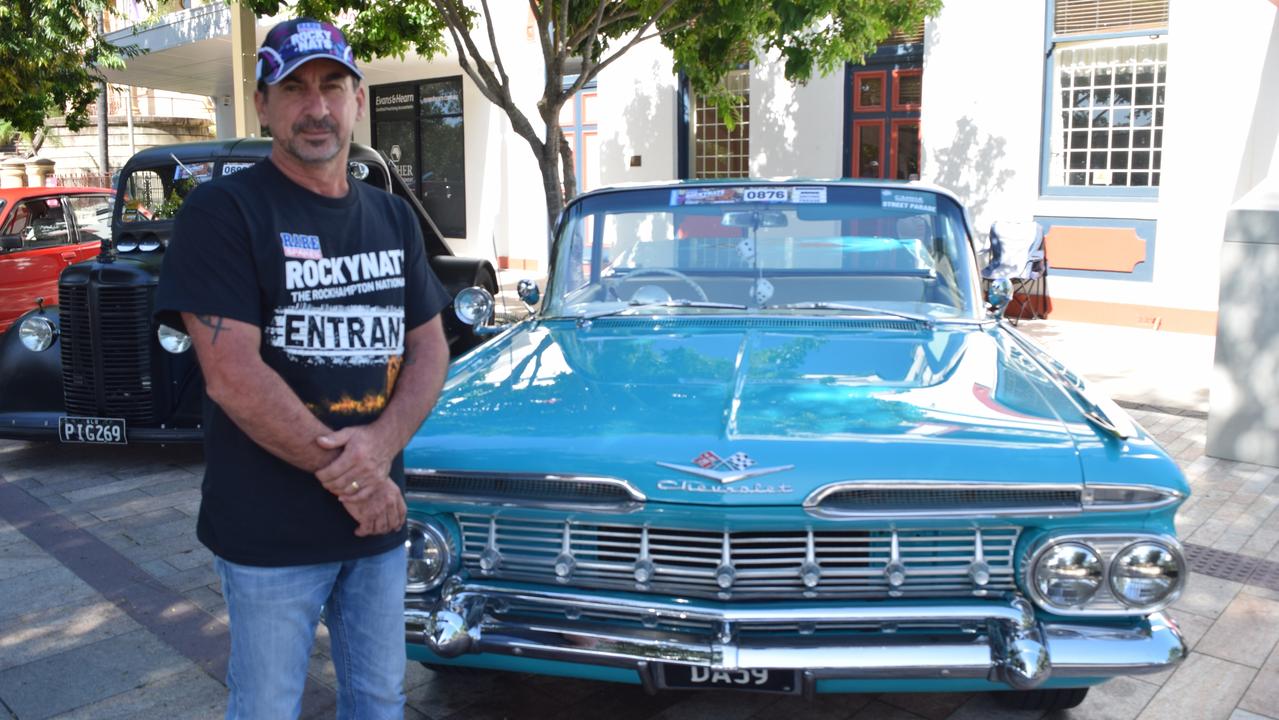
1039;1;1168;199
1;196;72;250
680;67;752;180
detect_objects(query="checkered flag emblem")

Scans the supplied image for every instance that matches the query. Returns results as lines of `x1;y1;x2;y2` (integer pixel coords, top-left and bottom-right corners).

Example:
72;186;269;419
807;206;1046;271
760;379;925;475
693;451;722;469
725;452;756;471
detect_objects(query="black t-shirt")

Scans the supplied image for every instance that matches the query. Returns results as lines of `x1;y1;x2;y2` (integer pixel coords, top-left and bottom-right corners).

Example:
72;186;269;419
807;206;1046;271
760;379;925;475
155;159;451;566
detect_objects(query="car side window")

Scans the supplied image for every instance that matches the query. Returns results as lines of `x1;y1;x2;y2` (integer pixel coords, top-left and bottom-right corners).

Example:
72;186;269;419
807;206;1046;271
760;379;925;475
67;195;112;245
1;198;70;249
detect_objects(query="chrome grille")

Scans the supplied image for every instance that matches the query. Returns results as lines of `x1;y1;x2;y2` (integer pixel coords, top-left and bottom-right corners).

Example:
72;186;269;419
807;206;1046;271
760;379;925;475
456;514;1019;601
59;282;154;422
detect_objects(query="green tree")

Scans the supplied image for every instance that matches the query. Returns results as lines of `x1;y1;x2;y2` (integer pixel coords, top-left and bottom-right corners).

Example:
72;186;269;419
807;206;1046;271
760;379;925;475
0;1;139;134
244;0;940;232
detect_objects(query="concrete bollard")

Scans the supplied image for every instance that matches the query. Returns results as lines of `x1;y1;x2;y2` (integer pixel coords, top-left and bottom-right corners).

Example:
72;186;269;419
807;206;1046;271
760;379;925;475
24;158;55;187
0;157;27;188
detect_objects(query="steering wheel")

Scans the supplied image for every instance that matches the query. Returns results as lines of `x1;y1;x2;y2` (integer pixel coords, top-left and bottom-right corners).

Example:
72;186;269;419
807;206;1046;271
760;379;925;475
622;268;709;302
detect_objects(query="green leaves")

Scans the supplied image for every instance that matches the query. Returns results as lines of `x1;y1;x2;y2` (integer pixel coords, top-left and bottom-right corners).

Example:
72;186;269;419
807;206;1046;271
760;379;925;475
0;0;141;133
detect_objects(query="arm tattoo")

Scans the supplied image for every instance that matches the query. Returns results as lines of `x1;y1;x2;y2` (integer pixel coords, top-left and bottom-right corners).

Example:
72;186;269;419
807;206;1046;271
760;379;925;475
194;314;227;345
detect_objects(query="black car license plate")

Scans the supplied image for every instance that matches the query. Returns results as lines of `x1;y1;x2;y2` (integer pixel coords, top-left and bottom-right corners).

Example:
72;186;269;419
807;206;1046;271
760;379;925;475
59;416;127;445
660;665;799;694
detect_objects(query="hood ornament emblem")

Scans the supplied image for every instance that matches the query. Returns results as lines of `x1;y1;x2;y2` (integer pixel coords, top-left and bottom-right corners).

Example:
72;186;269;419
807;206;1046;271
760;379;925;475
657;451;794;484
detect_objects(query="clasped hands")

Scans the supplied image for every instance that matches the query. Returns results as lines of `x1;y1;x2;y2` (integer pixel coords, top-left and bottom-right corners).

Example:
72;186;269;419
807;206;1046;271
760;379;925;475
314;426;405;537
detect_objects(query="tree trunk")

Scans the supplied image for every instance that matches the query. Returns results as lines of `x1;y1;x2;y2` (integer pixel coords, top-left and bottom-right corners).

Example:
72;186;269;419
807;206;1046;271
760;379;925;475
559;134;578;201
537;141;565;257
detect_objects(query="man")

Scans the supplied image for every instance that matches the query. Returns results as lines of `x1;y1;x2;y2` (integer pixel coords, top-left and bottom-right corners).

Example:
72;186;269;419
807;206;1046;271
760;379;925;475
155;18;452;720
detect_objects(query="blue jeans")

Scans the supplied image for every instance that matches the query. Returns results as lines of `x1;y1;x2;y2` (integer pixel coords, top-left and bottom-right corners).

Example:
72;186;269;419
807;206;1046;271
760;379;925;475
214;545;407;720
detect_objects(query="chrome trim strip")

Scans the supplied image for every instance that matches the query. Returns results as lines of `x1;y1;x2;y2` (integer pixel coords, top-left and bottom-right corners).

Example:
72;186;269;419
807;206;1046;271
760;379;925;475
1000;328;1138;439
404;469;647;510
1024;533;1186;617
1083;484;1184;512
404;581;1186;687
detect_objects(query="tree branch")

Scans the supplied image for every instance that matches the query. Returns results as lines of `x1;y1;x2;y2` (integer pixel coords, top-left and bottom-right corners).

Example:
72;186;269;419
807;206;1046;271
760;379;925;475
528;0;553;67
557;0;571;55
478;0;509;89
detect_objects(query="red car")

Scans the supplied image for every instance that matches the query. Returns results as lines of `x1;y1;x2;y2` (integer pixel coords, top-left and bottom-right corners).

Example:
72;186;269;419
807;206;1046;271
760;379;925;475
0;186;115;334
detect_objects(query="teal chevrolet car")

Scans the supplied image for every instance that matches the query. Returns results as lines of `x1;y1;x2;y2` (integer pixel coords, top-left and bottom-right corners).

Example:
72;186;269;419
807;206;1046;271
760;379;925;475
399;181;1188;711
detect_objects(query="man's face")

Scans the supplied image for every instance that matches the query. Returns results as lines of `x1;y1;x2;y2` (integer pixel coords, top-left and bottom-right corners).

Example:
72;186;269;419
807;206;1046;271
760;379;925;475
255;59;365;165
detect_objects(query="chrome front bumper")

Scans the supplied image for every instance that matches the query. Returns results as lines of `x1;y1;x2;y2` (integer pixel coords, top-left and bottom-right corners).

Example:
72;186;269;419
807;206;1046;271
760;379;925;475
405;580;1187;692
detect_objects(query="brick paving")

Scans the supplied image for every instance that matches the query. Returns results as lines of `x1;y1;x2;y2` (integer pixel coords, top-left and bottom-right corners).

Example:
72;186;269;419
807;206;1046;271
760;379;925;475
1;321;1278;719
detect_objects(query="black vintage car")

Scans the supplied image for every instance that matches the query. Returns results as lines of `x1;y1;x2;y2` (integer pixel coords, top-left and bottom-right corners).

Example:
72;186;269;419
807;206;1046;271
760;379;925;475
0;140;497;444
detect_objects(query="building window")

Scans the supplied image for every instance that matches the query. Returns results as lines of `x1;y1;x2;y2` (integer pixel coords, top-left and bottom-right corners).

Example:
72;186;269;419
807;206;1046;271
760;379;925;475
690;69;750;179
1044;0;1168;194
371;77;467;238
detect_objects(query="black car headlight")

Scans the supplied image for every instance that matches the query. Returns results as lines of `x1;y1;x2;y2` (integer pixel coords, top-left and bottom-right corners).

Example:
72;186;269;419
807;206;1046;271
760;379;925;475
157;324;192;353
405;518;454;593
18;316;56;352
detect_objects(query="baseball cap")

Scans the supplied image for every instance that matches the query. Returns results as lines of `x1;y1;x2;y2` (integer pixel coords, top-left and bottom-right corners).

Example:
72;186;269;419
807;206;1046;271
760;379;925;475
256;18;363;86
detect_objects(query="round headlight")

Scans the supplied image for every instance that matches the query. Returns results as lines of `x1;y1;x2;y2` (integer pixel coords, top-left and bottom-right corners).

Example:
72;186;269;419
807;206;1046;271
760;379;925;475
138;235;162;252
157;324;192;353
116;239;139;252
1109;541;1183;608
405;519;452;593
453;287;494;327
1033;542;1104;608
18;316;56;352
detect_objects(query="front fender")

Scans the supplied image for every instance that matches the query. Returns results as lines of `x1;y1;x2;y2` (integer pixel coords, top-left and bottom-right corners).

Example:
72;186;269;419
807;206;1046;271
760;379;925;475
0;308;67;413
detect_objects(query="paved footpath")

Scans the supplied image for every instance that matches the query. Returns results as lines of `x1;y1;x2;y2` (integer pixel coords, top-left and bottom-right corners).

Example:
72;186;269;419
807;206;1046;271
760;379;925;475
1;321;1277;719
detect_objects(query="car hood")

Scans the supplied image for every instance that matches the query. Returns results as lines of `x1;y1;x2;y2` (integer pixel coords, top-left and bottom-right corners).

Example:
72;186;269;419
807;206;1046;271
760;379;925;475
405;317;1096;506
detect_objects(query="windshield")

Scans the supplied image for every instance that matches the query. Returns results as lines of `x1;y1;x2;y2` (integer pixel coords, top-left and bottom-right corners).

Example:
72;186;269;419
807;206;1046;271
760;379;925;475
545;185;981;320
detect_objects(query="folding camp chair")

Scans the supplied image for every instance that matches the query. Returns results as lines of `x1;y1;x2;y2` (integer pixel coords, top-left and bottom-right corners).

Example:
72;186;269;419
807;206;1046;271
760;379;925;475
981;220;1047;326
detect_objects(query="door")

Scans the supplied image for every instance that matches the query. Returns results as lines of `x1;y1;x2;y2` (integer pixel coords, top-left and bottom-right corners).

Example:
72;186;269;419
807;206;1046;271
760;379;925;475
0;196;73;333
849;65;922;180
560;79;599;196
65;194;113;263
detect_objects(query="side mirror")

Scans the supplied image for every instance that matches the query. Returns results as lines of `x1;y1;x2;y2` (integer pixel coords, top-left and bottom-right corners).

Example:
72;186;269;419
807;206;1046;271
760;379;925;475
0;234;21;252
453;286;502;335
987;278;1013;316
516;278;540;307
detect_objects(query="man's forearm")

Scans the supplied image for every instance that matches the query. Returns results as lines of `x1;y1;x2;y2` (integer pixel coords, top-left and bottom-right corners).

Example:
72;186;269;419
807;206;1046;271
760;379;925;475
209;359;340;473
183;312;337;473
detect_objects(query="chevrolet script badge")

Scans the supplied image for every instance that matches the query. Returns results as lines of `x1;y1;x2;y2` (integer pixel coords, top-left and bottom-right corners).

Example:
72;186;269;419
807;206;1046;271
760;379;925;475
657;451;794;484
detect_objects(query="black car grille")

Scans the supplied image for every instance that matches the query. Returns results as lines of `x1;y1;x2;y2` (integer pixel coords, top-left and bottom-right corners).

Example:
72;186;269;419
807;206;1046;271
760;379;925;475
59;282;155;423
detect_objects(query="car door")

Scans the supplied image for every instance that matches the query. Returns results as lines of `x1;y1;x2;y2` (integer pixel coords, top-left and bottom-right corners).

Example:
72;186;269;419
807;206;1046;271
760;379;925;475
64;194;112;263
0;195;74;333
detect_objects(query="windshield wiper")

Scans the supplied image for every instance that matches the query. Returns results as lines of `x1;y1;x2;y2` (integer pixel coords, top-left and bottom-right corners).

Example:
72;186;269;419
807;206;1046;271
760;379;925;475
766;302;933;326
579;299;748;321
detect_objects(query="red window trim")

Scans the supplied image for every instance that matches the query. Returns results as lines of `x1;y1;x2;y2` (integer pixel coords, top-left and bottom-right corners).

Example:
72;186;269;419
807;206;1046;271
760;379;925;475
892;68;922;112
890;119;921;181
853;119;885;179
853;71;887;113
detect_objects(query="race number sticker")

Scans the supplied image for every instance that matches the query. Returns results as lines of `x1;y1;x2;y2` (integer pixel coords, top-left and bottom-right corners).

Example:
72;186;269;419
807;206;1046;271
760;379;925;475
222;162;255;176
881;190;937;212
670;186;829;206
742;187;789;203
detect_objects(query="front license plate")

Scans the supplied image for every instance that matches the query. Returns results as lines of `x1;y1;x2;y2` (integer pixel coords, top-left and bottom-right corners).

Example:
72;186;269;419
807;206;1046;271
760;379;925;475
58;416;127;445
659;665;799;694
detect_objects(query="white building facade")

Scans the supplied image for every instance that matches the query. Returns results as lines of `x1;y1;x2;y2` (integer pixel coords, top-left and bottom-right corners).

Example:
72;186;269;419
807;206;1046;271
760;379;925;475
105;0;1279;334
